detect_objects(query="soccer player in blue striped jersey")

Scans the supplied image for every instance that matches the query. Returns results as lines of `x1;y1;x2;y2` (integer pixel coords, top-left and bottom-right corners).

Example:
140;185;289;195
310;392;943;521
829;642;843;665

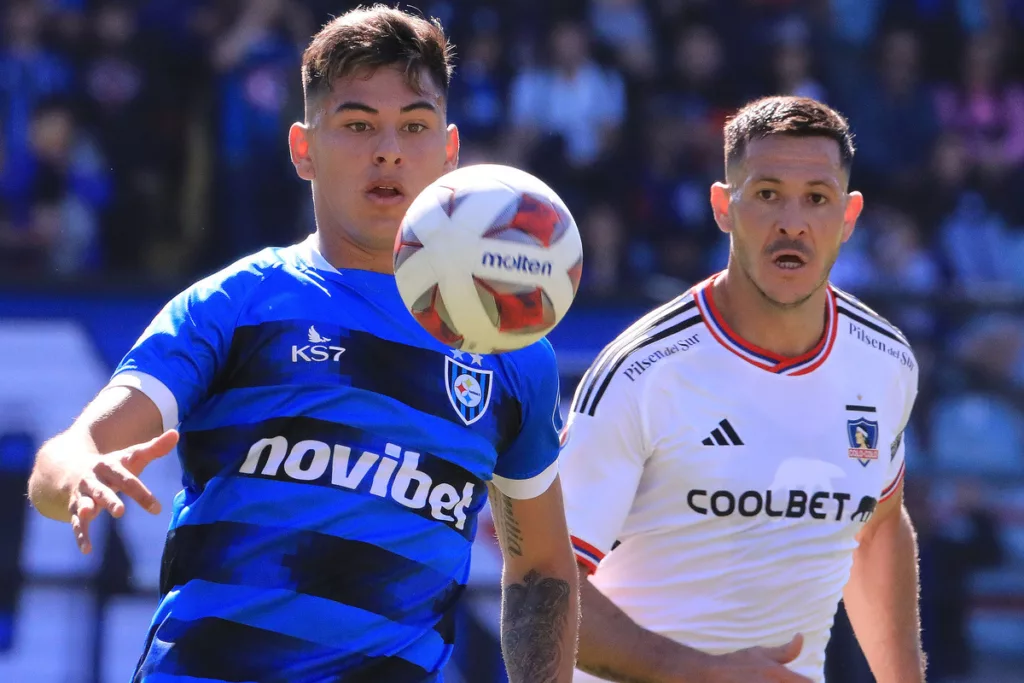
27;7;579;683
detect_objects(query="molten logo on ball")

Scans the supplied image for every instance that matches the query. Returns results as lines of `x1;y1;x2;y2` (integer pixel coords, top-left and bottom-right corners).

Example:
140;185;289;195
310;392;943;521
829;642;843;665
481;252;554;276
394;164;584;354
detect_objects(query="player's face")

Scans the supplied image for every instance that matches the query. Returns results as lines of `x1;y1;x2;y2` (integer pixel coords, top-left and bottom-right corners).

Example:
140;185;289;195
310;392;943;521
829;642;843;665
711;135;863;308
290;65;459;254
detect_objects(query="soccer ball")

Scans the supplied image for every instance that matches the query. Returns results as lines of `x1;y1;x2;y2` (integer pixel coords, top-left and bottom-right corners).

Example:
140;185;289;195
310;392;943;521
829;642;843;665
394;164;583;354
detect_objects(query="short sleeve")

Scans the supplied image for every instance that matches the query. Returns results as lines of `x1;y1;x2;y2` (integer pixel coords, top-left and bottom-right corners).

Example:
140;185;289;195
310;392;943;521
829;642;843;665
491;339;563;501
559;366;648;574
109;265;263;430
881;355;919;502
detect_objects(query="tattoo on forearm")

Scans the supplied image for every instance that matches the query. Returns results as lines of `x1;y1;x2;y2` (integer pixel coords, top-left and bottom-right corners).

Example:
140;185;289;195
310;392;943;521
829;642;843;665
502;569;571;683
490;487;524;557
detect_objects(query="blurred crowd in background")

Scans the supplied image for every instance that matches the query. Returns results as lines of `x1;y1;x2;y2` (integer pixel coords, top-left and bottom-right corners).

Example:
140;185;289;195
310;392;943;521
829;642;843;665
1;0;1023;681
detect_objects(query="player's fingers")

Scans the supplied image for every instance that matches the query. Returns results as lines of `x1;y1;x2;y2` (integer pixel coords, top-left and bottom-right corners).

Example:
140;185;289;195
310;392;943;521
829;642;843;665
75;494;99;524
70;513;85;553
80;477;125;518
764;633;803;664
123;430;179;473
72;496;97;554
96;461;161;514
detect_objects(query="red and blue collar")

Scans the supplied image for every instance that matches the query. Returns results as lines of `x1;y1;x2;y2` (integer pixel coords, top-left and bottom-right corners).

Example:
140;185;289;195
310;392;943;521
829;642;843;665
693;274;837;376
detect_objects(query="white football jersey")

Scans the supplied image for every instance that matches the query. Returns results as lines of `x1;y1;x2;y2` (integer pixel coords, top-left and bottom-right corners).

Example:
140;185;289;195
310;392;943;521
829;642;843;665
561;274;918;683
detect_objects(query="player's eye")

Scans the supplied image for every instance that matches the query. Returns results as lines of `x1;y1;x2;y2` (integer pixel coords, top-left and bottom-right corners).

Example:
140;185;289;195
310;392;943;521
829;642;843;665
345;122;370;133
756;189;777;201
808;193;828;205
404;122;427;133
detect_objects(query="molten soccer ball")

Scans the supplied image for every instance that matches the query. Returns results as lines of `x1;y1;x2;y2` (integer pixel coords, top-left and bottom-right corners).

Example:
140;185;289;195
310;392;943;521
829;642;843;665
394;164;583;354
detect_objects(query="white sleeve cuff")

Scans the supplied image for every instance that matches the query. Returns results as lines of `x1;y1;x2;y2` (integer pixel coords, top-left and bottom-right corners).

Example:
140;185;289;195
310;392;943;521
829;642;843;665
108;371;180;431
491;460;559;500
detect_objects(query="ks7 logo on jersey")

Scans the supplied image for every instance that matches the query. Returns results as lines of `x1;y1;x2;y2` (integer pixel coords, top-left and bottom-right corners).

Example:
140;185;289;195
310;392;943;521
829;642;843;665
292;325;346;363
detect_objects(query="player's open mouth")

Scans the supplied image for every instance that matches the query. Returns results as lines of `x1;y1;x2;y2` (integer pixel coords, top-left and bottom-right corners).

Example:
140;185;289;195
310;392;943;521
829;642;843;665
365;182;406;205
772;252;807;270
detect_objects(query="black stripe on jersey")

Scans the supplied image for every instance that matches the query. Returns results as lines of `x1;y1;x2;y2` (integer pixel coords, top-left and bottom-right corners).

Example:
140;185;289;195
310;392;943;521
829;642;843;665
218;324;521;450
837;306;911;349
573;299;697;415
134;616;435;683
833;289;910;346
160;521;465;626
584;313;703;416
710;428;728;445
339;655;439;683
846;405;876;412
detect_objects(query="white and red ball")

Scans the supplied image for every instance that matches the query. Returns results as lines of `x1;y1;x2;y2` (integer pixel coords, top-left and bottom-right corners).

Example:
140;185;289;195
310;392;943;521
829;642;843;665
394;164;583;354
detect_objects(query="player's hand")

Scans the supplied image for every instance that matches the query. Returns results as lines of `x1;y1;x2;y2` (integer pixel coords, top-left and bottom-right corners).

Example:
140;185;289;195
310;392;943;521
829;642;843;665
67;430;179;555
701;634;813;683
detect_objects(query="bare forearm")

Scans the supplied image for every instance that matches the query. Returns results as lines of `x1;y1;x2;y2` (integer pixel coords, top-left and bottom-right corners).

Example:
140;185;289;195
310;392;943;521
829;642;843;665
844;507;925;683
488;480;580;683
578;573;709;683
501;564;578;683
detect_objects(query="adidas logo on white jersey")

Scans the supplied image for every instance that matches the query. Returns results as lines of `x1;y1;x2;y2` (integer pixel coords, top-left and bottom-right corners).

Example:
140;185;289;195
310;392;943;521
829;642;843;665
701;419;744;446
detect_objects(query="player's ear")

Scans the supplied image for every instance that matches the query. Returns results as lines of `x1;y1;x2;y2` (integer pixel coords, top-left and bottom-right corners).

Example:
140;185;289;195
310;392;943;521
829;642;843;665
841;191;864;243
710;182;734;234
444;123;460;173
289;122;315;182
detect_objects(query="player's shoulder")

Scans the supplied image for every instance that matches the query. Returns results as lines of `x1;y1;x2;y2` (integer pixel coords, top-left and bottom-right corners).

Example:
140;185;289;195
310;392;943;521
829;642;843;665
187;246;289;294
494;336;559;392
503;336;557;370
570;289;706;417
184;241;322;302
832;285;917;375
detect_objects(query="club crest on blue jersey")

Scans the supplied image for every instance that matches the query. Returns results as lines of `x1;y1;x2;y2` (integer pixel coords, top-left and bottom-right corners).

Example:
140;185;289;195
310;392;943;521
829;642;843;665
847;418;880;467
445;355;493;425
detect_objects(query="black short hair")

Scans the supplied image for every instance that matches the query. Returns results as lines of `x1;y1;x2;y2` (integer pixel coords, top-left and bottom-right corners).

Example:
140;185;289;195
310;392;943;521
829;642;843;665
301;4;454;114
723;96;855;176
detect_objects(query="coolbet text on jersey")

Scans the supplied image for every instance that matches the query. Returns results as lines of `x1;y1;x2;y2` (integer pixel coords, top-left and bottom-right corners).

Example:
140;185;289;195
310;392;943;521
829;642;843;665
109;235;563;683
559;273;918;683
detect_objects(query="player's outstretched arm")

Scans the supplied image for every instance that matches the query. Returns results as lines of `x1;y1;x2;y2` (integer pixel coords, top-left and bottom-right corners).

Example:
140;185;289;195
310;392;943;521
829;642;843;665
488;478;580;683
28;385;177;554
576;566;812;683
843;485;926;683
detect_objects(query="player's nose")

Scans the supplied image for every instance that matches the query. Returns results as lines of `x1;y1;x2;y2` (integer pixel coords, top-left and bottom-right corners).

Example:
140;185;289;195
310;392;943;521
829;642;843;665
775;199;809;236
373;130;402;166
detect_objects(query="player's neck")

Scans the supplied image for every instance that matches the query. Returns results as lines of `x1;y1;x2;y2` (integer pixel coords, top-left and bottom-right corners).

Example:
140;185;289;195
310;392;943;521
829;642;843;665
711;269;829;359
315;229;394;274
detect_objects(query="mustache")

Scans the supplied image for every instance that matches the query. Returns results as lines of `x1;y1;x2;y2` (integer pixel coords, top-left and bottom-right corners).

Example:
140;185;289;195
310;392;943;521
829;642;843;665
765;239;812;257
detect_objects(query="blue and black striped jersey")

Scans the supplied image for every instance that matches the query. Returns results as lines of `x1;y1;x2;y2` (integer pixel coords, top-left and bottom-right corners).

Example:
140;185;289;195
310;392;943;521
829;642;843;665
111;235;563;683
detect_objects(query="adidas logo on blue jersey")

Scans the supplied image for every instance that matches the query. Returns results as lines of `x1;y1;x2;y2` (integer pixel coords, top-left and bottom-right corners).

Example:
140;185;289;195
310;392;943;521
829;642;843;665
292;325;346;362
239;437;476;530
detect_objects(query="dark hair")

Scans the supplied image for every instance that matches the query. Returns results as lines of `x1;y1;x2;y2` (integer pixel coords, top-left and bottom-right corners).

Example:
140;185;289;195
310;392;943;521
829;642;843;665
301;4;454;111
723;96;855;175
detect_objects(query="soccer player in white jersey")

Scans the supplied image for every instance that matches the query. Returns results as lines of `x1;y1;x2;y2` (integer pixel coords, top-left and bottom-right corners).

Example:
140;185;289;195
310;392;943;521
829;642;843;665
559;96;925;683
